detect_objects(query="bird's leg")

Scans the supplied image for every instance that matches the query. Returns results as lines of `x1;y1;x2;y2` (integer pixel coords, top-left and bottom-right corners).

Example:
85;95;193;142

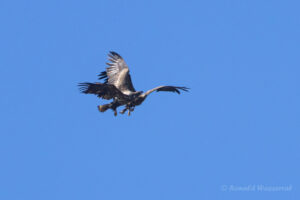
121;103;133;115
98;101;120;116
127;105;134;116
113;109;117;116
128;109;131;116
120;107;128;114
110;101;120;117
129;107;135;112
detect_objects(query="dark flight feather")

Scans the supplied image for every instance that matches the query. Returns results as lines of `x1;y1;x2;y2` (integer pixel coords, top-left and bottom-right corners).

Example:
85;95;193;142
78;82;127;100
155;86;190;94
144;86;189;96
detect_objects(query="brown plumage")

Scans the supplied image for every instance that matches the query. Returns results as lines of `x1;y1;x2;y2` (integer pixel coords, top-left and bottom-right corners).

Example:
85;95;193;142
79;51;189;116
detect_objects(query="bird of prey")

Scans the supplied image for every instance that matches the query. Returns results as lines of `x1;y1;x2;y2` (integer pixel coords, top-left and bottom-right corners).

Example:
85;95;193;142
79;51;189;116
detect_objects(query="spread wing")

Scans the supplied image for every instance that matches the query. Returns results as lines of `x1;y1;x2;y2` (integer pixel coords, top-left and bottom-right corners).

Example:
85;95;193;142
98;51;135;94
144;86;189;96
78;82;128;100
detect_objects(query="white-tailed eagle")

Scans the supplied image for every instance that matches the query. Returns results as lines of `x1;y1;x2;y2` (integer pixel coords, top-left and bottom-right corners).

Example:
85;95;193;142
79;51;189;116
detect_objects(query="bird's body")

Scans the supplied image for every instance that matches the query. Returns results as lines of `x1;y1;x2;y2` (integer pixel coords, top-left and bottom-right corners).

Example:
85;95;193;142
79;51;189;116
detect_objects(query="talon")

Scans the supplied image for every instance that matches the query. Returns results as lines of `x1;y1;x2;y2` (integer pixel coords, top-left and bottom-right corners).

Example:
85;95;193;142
114;110;117;116
128;110;131;116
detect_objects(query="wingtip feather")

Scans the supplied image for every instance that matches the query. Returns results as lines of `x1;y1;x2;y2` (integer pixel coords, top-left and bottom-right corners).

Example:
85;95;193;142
109;51;122;59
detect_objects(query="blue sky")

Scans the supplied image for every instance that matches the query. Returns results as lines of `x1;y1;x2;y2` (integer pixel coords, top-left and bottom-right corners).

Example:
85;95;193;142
0;0;299;199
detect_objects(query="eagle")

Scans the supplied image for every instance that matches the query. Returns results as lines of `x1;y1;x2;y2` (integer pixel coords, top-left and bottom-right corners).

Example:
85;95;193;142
79;51;189;116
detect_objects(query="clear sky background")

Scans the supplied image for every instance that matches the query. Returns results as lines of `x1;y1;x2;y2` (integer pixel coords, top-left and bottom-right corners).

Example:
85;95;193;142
0;0;299;199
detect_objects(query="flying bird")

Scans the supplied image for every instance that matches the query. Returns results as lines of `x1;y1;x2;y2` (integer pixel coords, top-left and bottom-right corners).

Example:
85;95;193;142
79;51;189;116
